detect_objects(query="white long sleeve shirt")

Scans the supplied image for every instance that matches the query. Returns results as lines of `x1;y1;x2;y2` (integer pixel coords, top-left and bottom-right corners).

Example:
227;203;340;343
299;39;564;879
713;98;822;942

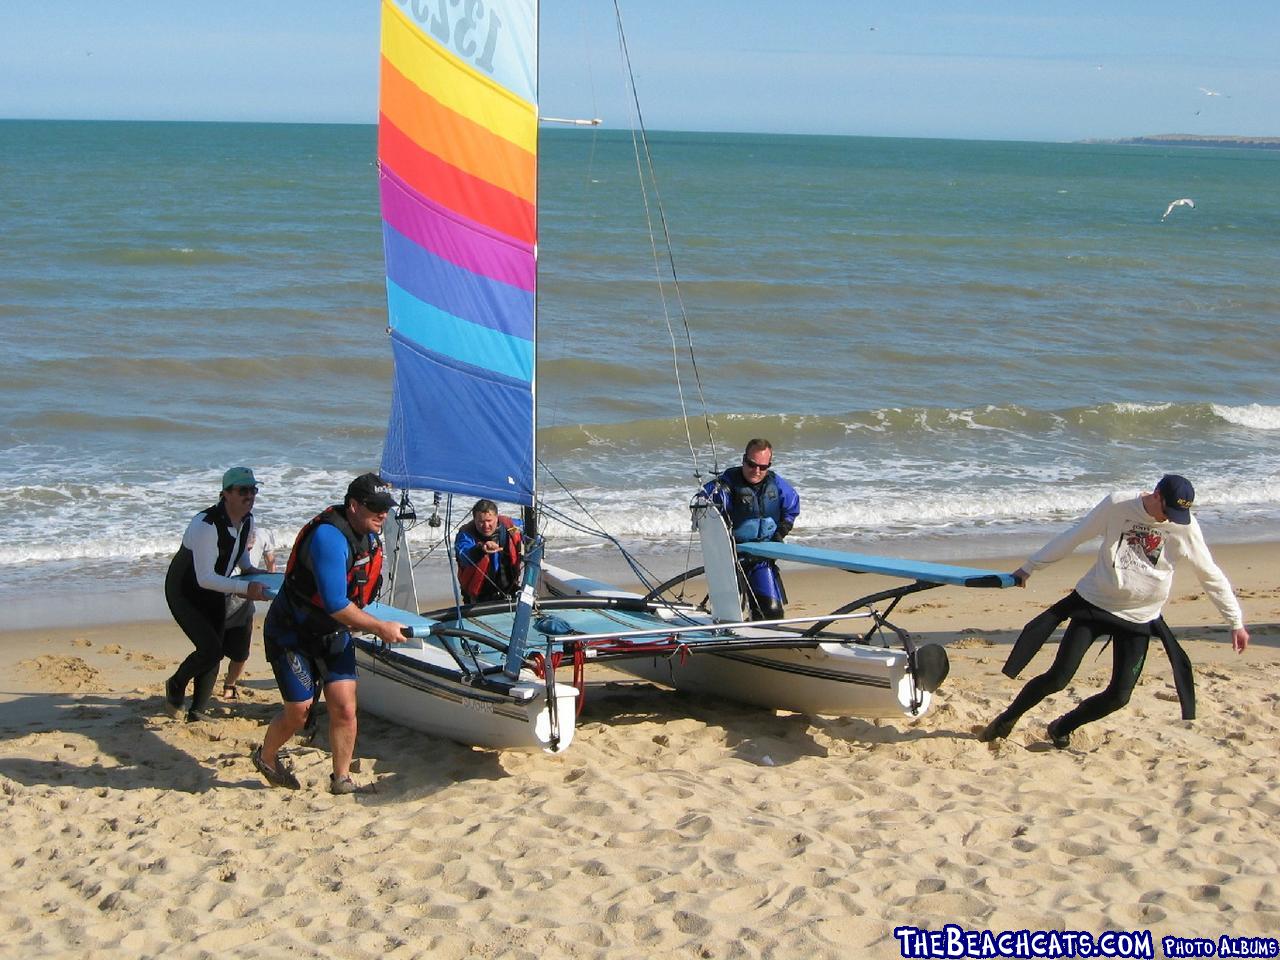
1021;492;1244;629
181;508;258;598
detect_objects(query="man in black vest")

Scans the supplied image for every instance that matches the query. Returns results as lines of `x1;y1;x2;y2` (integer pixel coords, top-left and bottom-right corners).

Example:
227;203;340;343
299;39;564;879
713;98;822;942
163;467;271;722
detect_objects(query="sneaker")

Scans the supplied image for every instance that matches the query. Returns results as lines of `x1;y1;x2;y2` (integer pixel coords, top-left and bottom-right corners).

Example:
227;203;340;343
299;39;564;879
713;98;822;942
977;714;1015;743
252;746;301;790
162;677;185;719
186;708;212;723
329;773;375;796
1046;719;1071;750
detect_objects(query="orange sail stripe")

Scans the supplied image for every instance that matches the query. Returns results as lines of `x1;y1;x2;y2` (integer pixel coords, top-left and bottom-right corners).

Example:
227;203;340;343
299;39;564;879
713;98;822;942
380;117;535;247
381;2;536;156
380;58;534;205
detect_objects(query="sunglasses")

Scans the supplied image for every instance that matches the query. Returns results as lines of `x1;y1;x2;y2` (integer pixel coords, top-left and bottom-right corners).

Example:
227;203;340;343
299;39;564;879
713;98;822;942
232;485;258;495
742;458;772;471
361;499;391;514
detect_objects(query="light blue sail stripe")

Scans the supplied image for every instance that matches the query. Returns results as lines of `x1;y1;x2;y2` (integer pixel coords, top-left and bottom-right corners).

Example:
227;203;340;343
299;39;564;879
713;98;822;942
386;278;533;384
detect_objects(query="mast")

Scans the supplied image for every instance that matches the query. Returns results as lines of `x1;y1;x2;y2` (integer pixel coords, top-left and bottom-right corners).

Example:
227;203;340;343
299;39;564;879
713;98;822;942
525;0;540;542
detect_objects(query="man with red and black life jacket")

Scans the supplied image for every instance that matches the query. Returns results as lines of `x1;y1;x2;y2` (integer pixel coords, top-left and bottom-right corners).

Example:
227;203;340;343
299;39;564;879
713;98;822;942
454;498;524;604
252;473;405;795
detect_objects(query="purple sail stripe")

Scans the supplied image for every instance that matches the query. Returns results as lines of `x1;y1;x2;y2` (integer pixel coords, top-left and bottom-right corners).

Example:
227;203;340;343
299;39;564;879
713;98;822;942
379;165;535;293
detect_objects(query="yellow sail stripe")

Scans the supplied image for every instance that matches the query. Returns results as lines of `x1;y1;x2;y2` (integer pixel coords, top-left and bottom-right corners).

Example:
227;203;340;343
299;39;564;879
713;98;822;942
381;2;536;157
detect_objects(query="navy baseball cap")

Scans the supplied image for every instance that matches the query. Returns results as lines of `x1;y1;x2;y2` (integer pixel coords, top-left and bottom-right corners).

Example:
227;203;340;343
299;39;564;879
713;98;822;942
1155;474;1195;525
347;472;394;512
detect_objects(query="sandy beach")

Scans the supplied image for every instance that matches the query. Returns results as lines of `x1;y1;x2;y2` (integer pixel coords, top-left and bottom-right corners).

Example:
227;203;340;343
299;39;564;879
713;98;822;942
2;542;1277;958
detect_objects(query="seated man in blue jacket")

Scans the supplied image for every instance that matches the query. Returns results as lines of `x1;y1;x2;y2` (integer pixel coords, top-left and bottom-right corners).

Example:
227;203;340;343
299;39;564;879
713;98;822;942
701;438;800;620
454;499;523;604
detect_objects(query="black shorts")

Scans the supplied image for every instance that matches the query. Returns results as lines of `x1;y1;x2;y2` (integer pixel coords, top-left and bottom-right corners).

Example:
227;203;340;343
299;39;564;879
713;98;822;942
222;599;255;663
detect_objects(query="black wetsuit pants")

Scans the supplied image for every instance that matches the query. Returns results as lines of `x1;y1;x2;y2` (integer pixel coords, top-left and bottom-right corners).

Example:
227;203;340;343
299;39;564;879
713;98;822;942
998;615;1150;736
165;569;252;714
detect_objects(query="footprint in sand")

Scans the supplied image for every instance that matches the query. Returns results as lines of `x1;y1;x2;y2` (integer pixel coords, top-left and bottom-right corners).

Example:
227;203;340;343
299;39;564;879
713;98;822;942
18;655;102;691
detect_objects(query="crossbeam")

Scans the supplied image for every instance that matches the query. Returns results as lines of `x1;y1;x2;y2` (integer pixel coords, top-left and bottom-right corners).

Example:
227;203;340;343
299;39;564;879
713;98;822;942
736;542;1015;589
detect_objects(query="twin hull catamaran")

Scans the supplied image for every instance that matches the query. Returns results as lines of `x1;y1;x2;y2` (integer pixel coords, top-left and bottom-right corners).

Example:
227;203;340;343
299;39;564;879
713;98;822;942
252;1;1015;754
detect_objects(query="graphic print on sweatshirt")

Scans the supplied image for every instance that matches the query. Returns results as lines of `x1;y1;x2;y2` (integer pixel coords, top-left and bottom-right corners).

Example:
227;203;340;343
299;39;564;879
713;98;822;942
1117;524;1164;569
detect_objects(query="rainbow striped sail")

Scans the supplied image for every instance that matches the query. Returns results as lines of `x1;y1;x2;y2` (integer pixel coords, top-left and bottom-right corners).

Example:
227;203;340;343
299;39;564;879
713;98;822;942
377;0;538;505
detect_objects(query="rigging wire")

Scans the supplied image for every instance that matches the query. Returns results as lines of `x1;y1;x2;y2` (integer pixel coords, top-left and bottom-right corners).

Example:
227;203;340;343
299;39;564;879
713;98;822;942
387;5;734;609
537;459;707;621
611;0;722;481
536;459;662;592
443;494;464;613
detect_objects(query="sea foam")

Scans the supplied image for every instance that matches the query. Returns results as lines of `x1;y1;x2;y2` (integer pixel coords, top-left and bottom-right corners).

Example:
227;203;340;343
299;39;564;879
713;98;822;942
1212;404;1280;431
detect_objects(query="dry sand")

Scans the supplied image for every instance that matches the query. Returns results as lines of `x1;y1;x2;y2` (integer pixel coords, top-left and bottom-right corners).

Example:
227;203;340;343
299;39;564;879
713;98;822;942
1;543;1277;958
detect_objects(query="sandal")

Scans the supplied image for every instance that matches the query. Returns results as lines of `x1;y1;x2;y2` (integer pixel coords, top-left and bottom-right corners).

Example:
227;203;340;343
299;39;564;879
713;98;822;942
252;746;301;790
221;673;240;700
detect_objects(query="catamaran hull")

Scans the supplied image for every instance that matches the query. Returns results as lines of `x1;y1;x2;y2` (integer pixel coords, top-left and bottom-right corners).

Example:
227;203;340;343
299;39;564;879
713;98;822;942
354;644;579;753
540;564;936;719
608;642;932;719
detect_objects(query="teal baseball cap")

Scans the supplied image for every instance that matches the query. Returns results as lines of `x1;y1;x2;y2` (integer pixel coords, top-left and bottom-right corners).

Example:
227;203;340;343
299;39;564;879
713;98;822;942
221;466;258;490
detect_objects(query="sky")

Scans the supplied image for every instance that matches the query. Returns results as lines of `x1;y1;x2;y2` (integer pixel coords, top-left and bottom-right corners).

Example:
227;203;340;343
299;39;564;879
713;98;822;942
1;1;1277;142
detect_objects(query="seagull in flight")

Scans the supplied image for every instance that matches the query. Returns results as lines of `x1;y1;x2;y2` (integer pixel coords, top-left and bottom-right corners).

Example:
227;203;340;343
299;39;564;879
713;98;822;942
1161;198;1195;221
1199;87;1222;97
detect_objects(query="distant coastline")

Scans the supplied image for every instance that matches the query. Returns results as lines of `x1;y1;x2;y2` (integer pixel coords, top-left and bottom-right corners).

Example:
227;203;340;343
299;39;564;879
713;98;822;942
1085;133;1280;150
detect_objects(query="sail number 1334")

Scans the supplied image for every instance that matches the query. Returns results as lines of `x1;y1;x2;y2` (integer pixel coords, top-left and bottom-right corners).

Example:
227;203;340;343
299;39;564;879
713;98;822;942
398;0;504;75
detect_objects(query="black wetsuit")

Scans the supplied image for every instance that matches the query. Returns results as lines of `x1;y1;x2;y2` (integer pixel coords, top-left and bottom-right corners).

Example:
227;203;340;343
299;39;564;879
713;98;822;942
164;501;254;715
998;590;1195;737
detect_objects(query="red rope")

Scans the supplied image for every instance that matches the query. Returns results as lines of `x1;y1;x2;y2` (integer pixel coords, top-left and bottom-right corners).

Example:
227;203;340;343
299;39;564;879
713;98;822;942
573;643;586;715
581;635;691;661
528;650;564;679
531;635;690;718
528;647;589;715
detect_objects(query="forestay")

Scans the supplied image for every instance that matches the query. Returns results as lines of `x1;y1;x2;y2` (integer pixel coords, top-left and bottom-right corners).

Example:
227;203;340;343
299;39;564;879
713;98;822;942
377;0;538;504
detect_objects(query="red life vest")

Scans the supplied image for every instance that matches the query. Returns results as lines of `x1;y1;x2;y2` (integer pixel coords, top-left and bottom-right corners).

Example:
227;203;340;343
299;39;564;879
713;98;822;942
282;505;384;634
457;515;522;603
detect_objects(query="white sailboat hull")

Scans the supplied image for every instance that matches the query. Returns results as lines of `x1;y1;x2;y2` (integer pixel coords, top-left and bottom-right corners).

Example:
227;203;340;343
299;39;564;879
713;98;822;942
541;564;935;720
608;639;931;719
354;641;578;754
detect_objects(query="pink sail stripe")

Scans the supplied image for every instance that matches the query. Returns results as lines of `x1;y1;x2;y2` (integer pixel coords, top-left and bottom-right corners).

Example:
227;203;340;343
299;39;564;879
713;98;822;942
379;165;535;293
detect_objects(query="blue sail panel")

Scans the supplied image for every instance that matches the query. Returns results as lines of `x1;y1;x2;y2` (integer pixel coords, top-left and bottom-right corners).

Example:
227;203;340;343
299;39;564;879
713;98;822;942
380;332;535;505
383;223;533;341
385;279;533;383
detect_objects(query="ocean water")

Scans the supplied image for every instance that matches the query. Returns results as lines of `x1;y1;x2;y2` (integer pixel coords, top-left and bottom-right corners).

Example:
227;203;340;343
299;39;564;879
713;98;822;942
2;120;1278;626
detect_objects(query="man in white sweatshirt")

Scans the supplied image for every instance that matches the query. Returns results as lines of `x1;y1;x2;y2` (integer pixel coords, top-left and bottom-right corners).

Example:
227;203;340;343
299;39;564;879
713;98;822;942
979;474;1249;749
